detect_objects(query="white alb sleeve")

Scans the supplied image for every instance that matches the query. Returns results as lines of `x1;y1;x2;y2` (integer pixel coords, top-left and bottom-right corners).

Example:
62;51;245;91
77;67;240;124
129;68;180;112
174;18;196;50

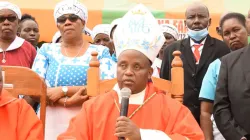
140;129;172;140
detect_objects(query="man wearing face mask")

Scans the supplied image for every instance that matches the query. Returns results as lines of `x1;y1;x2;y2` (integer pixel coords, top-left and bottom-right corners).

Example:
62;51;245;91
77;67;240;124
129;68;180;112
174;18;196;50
160;2;230;124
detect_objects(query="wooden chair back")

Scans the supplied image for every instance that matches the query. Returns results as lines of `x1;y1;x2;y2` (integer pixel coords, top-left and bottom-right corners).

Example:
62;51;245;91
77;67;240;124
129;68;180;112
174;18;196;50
2;66;47;133
87;51;184;103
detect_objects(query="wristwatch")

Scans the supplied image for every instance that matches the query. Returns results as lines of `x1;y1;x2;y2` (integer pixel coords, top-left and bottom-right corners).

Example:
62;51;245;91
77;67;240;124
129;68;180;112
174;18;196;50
62;86;68;96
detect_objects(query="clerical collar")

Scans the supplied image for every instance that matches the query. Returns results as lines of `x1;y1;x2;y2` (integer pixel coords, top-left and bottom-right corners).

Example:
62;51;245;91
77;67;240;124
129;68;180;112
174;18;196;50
113;84;146;105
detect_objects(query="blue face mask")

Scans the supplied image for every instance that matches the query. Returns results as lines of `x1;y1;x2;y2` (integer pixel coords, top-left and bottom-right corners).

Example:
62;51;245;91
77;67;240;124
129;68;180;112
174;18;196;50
187;28;209;41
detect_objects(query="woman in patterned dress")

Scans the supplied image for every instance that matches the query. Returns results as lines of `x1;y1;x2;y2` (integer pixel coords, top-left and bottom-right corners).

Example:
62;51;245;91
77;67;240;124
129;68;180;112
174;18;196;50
32;1;116;139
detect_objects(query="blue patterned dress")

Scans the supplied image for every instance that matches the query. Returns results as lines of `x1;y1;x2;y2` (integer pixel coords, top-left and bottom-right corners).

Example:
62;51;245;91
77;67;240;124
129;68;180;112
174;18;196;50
32;43;115;87
32;43;116;140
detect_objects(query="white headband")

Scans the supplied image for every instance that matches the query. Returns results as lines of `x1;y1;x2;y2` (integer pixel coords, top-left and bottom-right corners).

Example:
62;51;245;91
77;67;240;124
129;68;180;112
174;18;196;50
92;24;111;39
54;0;88;25
160;24;179;40
0;1;21;19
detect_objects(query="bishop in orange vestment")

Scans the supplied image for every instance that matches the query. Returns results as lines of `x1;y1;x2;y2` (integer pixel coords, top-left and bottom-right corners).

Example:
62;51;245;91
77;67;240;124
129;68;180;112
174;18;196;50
0;66;43;140
0;90;44;140
58;4;204;140
0;89;44;140
58;83;204;140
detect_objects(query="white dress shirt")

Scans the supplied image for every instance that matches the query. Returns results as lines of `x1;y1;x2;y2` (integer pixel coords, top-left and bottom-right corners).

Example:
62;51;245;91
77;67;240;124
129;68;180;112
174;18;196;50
190;38;207;64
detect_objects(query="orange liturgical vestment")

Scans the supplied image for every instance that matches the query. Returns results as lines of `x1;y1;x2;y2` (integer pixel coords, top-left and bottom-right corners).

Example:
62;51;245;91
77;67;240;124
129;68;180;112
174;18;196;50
58;83;204;140
0;90;43;140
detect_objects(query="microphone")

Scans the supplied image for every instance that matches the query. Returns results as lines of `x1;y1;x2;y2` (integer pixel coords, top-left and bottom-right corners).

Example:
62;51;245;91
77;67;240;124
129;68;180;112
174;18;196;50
118;87;131;140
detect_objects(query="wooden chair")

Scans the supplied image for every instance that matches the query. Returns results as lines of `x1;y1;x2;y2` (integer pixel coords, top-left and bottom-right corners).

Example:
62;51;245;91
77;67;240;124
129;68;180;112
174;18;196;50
2;66;47;134
87;51;184;103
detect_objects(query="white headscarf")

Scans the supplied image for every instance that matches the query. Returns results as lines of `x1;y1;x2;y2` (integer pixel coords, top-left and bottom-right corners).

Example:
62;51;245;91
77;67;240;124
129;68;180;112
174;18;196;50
92;24;111;39
160;24;179;40
114;4;165;62
52;31;61;43
83;27;93;37
110;18;122;37
0;1;21;19
54;0;88;27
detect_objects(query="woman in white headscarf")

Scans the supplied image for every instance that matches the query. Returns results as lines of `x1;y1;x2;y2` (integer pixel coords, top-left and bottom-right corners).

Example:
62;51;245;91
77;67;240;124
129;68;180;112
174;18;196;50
152;24;179;77
92;24;116;60
0;2;36;67
32;0;116;139
0;1;38;111
109;18;121;62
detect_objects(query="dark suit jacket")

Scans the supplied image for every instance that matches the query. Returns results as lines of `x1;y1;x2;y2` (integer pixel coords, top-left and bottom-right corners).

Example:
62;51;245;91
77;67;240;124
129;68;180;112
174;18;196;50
214;45;250;140
160;35;230;123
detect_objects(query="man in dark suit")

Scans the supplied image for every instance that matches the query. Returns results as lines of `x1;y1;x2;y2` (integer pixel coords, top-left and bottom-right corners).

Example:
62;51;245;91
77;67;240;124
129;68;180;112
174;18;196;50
160;2;230;124
214;46;250;140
